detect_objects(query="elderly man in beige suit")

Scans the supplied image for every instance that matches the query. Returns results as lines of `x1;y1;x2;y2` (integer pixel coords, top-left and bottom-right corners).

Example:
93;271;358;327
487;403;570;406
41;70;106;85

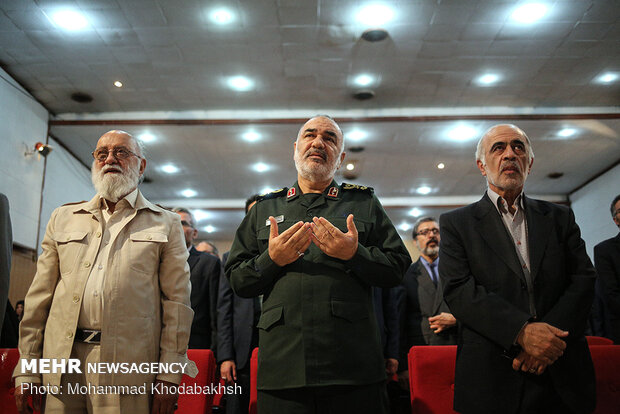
14;130;196;414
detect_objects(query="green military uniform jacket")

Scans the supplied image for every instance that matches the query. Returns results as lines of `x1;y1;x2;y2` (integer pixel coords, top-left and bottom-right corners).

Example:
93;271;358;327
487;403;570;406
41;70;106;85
225;180;411;390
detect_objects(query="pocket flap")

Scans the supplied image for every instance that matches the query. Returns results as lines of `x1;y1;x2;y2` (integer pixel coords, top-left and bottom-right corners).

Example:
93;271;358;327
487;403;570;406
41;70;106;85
257;305;283;330
331;300;368;322
53;231;88;243
130;232;168;243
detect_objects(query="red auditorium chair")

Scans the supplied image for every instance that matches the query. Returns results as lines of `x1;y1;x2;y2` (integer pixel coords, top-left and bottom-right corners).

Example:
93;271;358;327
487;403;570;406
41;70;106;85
586;336;614;346
0;348;216;414
249;347;259;414
408;344;620;414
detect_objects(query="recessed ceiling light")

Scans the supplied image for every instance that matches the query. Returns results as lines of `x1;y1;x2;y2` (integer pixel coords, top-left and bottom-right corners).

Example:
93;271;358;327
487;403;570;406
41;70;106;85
253;162;269;173
51;10;88;30
398;222;411;232
346;130;368;142
511;3;547;24
356;4;394;26
353;74;374;87
558;128;576;137
346;163;355;171
243;131;261;142
181;189;197;198
139;133;155;143
409;208;422;217
437;163;445;169
447;125;478;142
204;225;216;233
192;209;211;222
595;72;618;84
227;76;254;91
417;186;432;195
260;187;274;195
477;73;500;86
161;164;179;174
210;9;234;24
113;81;123;88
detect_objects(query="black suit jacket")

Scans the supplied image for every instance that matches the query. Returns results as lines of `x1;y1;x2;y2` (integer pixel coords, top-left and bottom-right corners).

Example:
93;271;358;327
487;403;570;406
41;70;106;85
217;251;259;370
594;232;620;343
439;194;596;414
187;246;222;350
396;259;457;367
372;286;400;361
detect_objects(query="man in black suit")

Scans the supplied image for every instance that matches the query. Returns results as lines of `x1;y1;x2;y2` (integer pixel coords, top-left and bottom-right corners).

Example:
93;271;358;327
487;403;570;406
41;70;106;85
174;207;222;350
594;194;620;343
439;124;596;414
217;195;261;414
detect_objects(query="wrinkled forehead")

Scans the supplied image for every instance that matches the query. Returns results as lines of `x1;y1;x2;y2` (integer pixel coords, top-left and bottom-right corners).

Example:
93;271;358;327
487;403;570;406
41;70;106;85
482;125;527;150
298;117;343;142
418;221;439;231
96;131;136;151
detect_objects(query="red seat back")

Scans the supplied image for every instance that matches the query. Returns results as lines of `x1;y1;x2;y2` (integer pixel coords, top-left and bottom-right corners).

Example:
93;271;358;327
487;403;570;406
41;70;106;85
590;345;620;414
586;336;614;346
249;347;258;414
407;345;458;414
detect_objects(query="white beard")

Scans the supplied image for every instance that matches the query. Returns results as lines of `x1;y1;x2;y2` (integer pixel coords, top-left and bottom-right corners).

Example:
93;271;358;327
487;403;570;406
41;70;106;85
294;150;339;183
91;161;140;202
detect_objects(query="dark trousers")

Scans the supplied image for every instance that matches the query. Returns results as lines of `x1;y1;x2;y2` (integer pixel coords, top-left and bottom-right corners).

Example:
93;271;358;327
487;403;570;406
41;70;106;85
257;381;388;414
223;365;251;414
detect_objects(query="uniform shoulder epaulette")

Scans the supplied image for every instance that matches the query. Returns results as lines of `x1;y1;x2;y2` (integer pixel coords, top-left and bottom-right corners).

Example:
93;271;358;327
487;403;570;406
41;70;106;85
62;200;87;206
341;183;374;194
258;188;287;201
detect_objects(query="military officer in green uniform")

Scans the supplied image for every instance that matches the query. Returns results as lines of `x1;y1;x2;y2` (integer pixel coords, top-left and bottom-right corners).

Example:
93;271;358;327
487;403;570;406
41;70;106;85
225;115;411;414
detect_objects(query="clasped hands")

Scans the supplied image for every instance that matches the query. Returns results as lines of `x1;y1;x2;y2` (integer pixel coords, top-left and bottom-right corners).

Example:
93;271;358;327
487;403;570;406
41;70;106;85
267;214;358;266
511;322;569;376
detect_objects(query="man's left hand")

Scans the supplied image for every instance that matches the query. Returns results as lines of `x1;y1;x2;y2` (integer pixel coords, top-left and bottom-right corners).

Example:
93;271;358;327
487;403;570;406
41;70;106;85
151;380;179;414
310;214;358;260
512;351;548;375
428;312;457;333
385;358;399;376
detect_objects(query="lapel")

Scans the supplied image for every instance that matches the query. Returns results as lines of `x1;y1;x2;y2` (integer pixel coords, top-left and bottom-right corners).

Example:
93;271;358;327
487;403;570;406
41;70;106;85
188;246;200;270
524;196;552;281
474;193;525;282
614;233;620;250
415;260;443;314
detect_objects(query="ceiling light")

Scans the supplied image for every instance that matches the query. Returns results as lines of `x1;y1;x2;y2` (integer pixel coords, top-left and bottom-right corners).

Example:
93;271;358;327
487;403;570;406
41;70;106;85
558;128;576;137
356;4;394;26
417;186;432;195
260;187;274;195
210;9;234;24
353;74;374;87
51;10;88;30
253;162;269;173
192;209;211;222
139;133;155;143
113;81;123;88
346;130;368;142
595;72;618;84
161;164;179;174
437;163;445;169
204;225;216;233
409;208;422;217
398;222;411;232
181;189;197;198
346;163;355;171
227;76;254;91
477;73;500;86
447;125;478;142
243;131;261;142
511;3;548;24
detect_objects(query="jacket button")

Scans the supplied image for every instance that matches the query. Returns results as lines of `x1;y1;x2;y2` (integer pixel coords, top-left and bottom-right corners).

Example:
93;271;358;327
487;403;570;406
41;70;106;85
67;332;73;339
96;231;101;238
84;262;91;268
66;236;71;241
147;235;153;240
72;295;79;303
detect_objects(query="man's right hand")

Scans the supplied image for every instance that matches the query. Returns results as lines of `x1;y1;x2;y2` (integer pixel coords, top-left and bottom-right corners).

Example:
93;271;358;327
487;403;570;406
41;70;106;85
268;217;312;267
517;322;568;365
220;360;237;385
15;383;43;414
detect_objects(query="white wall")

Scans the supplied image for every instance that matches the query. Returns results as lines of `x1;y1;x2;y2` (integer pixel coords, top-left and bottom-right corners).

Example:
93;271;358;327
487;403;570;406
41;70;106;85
570;164;620;259
0;68;93;251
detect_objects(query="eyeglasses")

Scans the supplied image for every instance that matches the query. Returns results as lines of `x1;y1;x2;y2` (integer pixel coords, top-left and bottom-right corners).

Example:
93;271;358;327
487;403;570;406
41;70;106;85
417;228;439;236
92;147;141;162
180;220;194;229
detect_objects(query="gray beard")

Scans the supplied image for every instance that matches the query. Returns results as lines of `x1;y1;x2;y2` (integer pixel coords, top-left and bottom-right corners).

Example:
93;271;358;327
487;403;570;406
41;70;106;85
294;152;338;183
91;161;140;202
423;245;439;259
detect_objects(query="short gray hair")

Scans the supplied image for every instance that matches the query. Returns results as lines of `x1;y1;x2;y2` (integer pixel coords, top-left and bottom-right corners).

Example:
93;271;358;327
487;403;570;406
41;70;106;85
296;115;345;153
172;207;195;228
412;216;438;239
475;124;534;165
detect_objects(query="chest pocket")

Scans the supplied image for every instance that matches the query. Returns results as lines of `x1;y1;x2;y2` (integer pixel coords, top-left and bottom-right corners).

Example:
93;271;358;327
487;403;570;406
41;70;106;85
53;231;88;275
129;231;167;275
257;221;296;251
